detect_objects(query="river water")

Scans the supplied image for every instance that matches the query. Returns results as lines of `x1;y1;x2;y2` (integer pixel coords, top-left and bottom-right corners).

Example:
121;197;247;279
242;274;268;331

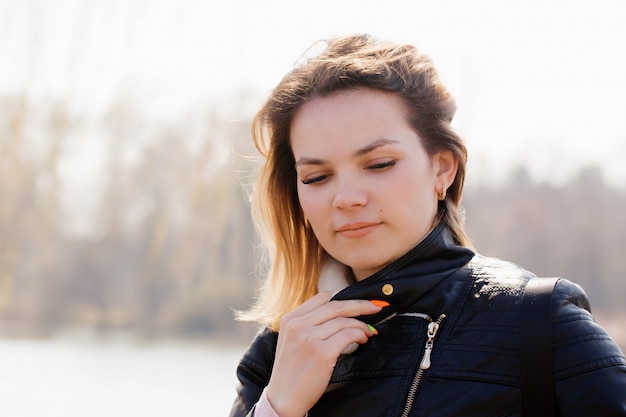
2;320;623;417
0;336;248;417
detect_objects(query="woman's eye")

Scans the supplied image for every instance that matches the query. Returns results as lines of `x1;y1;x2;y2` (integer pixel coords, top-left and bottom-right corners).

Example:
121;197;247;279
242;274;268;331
301;174;328;185
367;160;396;170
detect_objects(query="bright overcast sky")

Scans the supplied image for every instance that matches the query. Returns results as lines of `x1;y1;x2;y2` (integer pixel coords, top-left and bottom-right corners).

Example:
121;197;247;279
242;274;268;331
2;0;626;186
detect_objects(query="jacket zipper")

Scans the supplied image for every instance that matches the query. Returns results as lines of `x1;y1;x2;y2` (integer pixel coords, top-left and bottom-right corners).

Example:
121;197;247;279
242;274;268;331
400;313;446;417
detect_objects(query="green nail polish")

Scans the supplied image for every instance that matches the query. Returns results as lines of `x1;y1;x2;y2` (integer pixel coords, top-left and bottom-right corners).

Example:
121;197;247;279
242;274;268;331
368;324;378;335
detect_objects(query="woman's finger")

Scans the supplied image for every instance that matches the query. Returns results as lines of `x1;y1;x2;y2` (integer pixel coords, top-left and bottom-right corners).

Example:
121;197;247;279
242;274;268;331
291;315;375;342
302;298;385;326
280;291;334;321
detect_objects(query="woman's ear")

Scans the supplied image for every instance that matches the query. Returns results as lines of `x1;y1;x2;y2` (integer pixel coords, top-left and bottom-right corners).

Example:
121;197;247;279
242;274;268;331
433;150;459;192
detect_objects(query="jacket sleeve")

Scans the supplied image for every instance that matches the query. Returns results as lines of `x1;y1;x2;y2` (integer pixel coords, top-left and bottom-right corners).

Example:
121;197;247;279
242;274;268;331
551;279;626;415
229;328;279;417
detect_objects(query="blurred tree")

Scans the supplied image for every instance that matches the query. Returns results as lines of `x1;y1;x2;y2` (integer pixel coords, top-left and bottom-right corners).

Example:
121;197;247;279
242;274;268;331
0;96;67;334
463;165;626;311
0;92;623;349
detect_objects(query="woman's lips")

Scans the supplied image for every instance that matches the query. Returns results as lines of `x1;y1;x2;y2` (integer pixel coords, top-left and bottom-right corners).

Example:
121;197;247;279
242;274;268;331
336;222;381;238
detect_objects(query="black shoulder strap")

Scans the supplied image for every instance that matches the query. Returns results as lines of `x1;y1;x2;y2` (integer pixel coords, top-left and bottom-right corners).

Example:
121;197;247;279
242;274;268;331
521;277;560;417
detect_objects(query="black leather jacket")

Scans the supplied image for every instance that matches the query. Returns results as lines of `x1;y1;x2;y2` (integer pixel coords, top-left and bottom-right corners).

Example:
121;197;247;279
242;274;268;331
229;224;626;416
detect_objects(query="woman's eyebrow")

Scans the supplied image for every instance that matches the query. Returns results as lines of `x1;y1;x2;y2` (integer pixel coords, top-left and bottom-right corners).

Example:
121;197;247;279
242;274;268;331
295;138;399;168
295;157;328;168
353;138;399;157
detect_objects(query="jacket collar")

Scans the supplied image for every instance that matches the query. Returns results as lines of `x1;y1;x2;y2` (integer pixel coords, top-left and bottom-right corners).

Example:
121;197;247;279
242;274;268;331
328;222;475;324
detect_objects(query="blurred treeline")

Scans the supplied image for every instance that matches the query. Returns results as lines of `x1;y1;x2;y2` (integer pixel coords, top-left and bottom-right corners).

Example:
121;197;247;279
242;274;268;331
0;92;260;340
0;93;624;346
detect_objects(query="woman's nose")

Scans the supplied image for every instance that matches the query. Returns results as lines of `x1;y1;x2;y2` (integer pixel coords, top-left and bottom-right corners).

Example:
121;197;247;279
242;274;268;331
332;176;367;209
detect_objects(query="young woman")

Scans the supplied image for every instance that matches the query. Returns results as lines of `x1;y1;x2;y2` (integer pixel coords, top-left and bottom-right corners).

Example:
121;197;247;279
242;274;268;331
229;34;626;417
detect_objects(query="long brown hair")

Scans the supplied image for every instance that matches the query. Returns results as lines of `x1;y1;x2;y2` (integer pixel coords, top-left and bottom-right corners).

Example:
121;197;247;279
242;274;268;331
238;34;472;330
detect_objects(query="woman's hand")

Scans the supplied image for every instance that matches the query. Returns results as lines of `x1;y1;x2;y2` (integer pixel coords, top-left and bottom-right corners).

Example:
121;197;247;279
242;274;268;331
265;291;386;417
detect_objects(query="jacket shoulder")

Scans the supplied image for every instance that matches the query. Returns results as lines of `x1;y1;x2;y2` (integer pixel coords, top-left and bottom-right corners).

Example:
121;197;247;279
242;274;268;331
441;255;626;381
238;327;278;380
229;328;278;417
550;278;626;379
468;254;534;303
432;255;533;385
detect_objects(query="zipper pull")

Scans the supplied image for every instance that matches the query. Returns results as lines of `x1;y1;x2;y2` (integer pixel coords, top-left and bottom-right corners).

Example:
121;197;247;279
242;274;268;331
419;321;439;369
419;314;446;370
400;314;447;417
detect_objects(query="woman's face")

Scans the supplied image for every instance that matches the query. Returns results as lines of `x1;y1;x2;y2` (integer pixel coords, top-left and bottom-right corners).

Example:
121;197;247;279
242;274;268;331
290;88;457;281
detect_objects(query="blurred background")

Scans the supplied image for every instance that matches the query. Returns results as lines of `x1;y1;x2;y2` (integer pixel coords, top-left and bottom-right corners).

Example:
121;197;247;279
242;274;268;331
1;0;625;415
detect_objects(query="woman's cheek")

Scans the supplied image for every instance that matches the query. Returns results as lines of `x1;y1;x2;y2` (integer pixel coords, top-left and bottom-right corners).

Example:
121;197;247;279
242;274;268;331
298;192;319;222
297;186;309;208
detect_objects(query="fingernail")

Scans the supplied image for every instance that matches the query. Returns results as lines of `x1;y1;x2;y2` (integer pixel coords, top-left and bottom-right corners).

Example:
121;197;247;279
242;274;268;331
367;324;378;335
371;300;390;308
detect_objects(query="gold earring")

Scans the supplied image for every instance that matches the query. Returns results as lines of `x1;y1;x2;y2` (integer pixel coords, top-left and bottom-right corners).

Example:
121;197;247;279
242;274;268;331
438;188;447;201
